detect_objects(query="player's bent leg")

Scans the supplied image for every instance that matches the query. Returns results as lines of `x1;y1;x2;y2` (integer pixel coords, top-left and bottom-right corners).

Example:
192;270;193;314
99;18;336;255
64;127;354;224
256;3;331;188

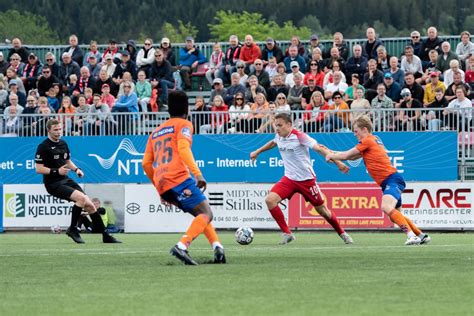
314;204;352;244
265;192;293;242
63;189;86;244
382;195;420;245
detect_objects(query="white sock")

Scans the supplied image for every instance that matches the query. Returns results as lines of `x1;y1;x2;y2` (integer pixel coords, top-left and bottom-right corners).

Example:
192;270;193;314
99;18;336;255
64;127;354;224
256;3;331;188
177;241;187;250
407;231;416;238
212;242;223;250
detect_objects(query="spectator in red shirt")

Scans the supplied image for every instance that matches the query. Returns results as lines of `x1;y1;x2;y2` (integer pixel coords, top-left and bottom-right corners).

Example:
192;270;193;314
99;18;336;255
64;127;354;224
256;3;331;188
239;34;261;74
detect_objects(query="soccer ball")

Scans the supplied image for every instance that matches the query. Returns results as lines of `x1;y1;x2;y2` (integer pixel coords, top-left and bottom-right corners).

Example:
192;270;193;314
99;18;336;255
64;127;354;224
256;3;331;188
50;225;62;234
235;227;254;245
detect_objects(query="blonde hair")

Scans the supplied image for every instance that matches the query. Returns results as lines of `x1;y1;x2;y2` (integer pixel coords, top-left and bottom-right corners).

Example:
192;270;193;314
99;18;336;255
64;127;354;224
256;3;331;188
353;115;373;133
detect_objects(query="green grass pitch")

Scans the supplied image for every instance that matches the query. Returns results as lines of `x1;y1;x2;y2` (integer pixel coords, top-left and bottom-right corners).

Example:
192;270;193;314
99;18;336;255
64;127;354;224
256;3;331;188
0;232;472;315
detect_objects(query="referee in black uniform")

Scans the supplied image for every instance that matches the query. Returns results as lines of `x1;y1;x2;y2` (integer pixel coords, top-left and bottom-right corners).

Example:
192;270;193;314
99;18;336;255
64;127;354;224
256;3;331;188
35;119;120;244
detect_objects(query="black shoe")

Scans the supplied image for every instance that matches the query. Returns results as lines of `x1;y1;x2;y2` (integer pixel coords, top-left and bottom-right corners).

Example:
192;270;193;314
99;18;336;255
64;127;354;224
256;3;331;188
420;234;432;245
214;247;226;264
66;227;85;244
170;245;198;265
103;233;122;243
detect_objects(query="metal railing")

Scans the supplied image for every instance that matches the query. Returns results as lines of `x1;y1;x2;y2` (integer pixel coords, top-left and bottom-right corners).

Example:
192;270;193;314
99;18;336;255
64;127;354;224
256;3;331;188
0;36;461;65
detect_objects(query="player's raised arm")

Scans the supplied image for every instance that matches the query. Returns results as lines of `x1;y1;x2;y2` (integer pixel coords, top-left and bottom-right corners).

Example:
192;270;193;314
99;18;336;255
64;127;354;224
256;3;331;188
250;140;277;161
312;143;350;174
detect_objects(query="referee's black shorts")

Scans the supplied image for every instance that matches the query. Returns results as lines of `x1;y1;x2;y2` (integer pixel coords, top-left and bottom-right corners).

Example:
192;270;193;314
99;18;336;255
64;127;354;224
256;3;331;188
45;178;84;202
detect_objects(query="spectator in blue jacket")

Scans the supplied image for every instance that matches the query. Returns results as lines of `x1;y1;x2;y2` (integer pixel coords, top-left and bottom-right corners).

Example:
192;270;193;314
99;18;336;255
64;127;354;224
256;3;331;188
383;72;402;105
178;37;207;90
112;82;138;114
283;45;306;74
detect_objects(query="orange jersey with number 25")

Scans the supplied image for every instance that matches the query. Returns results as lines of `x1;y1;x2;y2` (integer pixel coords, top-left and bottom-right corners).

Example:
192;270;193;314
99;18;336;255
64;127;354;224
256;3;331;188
144;118;195;194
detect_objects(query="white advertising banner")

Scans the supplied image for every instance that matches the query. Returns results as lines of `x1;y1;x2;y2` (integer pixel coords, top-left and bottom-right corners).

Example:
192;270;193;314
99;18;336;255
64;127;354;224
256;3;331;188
3;184;77;227
124;183;284;232
401;182;474;229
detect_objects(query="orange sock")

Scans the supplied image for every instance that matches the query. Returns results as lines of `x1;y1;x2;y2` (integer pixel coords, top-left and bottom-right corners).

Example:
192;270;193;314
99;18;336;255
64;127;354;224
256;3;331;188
403;215;422;236
203;223;220;245
387;209;412;234
179;214;210;248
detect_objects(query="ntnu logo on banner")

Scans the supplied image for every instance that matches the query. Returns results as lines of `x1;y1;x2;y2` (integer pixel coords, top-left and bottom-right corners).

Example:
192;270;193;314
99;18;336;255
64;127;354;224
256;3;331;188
88;138;144;176
4;193;26;217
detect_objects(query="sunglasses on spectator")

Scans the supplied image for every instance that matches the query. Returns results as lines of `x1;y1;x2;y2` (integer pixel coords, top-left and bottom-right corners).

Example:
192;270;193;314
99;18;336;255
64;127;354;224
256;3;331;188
311;63;318;66
255;63;262;66
43;71;50;74
333;96;341;99
237;66;244;69
412;36;419;39
235;98;244;101
277;97;286;99
145;43;152;46
291;65;298;68
46;58;53;61
155;54;163;57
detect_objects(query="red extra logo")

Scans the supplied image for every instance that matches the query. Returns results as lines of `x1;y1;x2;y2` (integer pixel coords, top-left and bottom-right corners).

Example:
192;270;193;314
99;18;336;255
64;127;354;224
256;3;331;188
288;183;393;229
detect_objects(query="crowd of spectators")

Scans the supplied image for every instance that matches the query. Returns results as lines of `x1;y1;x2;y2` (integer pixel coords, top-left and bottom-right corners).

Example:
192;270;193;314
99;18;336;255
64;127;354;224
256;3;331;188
0;27;473;136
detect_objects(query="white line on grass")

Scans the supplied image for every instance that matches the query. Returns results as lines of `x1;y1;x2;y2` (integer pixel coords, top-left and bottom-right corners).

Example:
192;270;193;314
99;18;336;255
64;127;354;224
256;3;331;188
0;244;470;257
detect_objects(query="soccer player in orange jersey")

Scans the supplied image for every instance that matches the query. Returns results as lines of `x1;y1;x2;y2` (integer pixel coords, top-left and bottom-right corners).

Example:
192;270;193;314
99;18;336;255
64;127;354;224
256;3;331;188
142;91;225;265
326;115;431;245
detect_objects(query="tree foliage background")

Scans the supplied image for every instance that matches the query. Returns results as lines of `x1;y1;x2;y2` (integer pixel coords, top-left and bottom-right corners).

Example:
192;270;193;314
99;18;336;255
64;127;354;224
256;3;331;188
0;0;472;44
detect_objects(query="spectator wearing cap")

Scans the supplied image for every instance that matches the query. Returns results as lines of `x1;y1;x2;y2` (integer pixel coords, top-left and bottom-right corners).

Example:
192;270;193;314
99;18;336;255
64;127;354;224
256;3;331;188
149;49;174;106
101;54;116;79
178;36;207;90
262;38;284;65
409;31;423;58
423;72;446;105
362;27;383;60
217;35;241;85
159;37;176;66
249;59;270;92
223;72;246;105
346;44;368;79
84;40;102;66
112;50;137;84
63;34;84;67
306;34;325;64
401;46;423;79
0;52;8;75
102;40;121;64
37;65;60;97
208;78;227;107
456;31;474;70
136;38;156;76
86;54;101;79
8;38;30;63
383;72;402;105
22;53;43;91
285;36;306;57
284;45;306;74
420;26;444;63
8;53;25;76
239;34;262;74
436;42;459;73
205;42;224;86
398;88;423;131
387;56;405;87
370;84;394;131
285;61;305;88
301;75;324;108
58;52;81;87
267;73;289;102
126;40;138;62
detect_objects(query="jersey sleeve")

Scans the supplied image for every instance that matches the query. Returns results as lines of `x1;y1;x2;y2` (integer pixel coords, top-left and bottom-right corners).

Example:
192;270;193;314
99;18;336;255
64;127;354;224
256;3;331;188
355;137;373;153
297;132;317;148
35;144;46;163
177;121;193;144
144;135;153;155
